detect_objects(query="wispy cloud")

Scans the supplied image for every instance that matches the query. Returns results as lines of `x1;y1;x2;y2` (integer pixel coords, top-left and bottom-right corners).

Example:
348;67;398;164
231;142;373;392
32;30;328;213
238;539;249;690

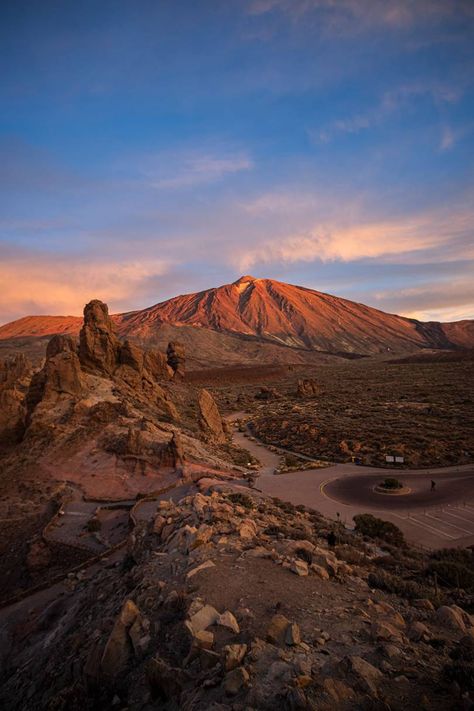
233;199;474;270
142;149;254;190
247;0;474;33
312;83;462;144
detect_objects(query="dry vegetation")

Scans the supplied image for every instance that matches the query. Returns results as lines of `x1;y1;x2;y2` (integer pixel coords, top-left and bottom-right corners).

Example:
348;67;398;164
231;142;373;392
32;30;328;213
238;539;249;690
202;355;474;468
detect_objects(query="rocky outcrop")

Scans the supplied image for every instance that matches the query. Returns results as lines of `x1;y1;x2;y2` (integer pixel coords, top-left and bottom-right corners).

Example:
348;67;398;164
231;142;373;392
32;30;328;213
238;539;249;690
0;355;32;443
2;486;474;710
159;432;185;469
79;300;120;375
167;341;185;378
198;389;226;443
144;349;173;381
26;334;84;416
101;599;150;678
296;378;318;397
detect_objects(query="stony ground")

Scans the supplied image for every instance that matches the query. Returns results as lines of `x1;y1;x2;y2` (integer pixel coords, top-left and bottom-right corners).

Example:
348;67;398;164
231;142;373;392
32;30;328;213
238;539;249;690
1;487;473;710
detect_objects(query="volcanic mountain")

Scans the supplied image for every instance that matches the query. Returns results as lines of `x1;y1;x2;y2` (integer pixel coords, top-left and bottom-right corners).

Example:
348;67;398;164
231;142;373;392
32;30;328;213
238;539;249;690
1;275;473;359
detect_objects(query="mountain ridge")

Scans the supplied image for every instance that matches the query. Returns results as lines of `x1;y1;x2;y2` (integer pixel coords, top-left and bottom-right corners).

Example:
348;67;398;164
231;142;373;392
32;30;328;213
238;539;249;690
1;275;473;356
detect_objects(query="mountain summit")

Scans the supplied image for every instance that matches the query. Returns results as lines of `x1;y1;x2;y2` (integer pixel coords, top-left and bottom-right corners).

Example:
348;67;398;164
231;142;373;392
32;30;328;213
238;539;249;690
118;276;473;354
1;276;473;357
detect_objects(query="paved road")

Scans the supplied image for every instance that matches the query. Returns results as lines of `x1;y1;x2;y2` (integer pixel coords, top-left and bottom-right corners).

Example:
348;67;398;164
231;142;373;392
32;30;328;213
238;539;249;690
230;418;474;549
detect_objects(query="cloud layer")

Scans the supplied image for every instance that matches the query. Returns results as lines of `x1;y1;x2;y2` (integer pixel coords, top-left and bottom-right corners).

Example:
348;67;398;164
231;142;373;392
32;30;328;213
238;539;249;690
1;0;473;325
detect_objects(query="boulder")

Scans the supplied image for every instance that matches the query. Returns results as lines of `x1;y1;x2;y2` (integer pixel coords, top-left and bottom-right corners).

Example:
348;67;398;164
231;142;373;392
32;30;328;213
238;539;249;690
436;605;473;633
218;611;240;634
267;614;290;645
285;622;301;646
187;604;220;634
291;559;308;577
186;560;216;579
198;389;226;443
224;666;249;695
239;518;257;540
223;643;247;671
296;379;318;398
408;621;431;642
101;599;142;677
337;655;383;696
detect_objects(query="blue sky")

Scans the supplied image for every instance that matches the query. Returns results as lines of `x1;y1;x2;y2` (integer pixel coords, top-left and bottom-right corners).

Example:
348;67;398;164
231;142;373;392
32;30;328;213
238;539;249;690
1;0;473;324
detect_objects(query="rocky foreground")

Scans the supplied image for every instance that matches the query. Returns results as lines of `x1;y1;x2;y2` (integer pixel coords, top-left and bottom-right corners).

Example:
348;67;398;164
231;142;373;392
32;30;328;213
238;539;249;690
1;485;474;710
1;299;474;710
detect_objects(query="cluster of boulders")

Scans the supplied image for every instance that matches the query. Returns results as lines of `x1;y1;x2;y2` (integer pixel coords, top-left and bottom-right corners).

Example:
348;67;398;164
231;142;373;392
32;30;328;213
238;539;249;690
19;300;181;431
2;485;473;710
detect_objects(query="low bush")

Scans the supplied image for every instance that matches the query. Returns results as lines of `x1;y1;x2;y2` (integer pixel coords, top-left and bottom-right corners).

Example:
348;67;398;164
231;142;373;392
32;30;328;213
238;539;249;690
353;513;406;547
87;517;102;532
427;560;474;591
227;492;255;510
368;570;435;601
380;477;402;489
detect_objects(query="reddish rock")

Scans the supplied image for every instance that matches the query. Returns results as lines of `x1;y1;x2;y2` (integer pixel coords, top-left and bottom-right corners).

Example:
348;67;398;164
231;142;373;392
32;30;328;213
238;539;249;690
198;389;226;443
79;299;120;374
167;341;185;378
296;378;318;397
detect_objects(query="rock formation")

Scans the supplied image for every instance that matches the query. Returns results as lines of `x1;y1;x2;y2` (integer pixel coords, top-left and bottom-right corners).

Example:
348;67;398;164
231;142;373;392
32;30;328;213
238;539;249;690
159;432;185;469
167;341;185;377
198;389;226;443
79;299;120;375
0;355;31;443
296;378;319;397
26;334;84;416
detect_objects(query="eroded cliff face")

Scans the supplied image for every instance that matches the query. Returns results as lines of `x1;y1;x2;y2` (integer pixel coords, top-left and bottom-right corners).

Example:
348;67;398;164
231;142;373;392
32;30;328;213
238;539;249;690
0;354;32;444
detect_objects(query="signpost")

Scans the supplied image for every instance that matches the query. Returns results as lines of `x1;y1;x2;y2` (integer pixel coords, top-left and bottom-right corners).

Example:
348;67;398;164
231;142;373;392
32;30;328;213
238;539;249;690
385;455;405;465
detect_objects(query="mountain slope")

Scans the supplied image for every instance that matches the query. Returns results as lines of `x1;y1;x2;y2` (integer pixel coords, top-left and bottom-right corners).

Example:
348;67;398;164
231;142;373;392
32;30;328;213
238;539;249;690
1;275;473;356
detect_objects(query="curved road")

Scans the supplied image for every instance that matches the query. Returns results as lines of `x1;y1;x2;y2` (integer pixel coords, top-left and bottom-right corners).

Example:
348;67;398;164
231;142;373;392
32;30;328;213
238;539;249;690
229;414;474;549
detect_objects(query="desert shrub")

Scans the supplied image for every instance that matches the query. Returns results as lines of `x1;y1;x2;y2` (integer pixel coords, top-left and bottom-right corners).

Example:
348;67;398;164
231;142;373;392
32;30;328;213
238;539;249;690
284;454;301;468
427;560;474;591
380;477;402;489
431;547;474;567
353;513;406;547
264;525;286;537
227;492;255;510
368;570;434;601
273;498;298;515
87;517;102;532
334;545;369;566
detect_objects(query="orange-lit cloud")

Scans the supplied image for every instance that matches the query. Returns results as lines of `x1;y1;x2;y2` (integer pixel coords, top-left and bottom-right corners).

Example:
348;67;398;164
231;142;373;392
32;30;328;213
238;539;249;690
235;203;474;269
0;256;172;323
